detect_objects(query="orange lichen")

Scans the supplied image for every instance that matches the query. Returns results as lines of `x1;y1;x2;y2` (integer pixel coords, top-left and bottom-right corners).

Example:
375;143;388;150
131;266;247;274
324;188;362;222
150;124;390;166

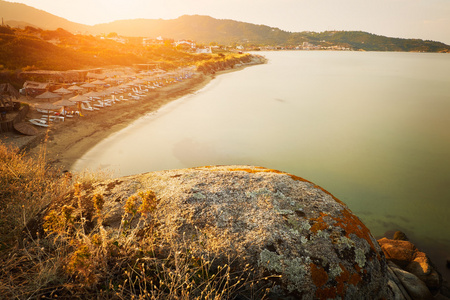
199;166;379;254
349;272;362;285
309;212;330;233
221;166;347;205
332;208;378;253
310;263;328;287
334;263;363;296
335;263;350;295
315;286;337;299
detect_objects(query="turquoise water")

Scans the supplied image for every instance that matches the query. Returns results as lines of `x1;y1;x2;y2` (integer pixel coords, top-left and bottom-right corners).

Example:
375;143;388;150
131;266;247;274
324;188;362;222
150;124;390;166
73;51;450;277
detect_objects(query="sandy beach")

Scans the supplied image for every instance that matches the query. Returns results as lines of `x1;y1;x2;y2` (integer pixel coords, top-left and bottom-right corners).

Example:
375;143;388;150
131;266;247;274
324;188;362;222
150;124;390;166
1;62;262;172
24;73;215;171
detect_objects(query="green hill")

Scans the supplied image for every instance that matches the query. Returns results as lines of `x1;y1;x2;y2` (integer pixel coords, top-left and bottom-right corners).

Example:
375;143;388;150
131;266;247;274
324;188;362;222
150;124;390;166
0;0;90;33
0;28;146;71
1;0;449;52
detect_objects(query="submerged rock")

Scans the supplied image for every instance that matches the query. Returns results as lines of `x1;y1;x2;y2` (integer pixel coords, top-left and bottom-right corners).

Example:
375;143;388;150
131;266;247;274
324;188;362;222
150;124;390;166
50;165;394;299
394;231;409;241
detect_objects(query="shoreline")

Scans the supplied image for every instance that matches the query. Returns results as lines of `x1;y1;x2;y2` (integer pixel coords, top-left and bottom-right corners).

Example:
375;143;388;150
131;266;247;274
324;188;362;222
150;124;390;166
2;61;264;172
31;73;214;171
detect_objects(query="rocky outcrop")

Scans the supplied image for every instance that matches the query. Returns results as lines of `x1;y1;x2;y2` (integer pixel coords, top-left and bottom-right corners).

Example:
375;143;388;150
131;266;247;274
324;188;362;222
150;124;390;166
56;165;394;299
378;233;444;300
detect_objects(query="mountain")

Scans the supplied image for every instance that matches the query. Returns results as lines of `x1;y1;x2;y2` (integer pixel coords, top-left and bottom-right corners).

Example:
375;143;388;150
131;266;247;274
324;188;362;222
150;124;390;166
1;0;449;52
0;0;90;33
91;16;450;52
90;15;293;45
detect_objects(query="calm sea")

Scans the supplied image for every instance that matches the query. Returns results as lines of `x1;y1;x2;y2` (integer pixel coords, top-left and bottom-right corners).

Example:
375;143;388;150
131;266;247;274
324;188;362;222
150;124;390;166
73;51;450;277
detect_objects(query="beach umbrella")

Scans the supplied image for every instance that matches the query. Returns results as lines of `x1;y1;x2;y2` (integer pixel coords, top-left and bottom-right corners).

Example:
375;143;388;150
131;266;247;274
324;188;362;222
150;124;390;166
91;79;107;85
105;86;121;94
69;94;90;112
53;87;72;95
117;84;130;92
105;77;118;84
35;91;61;101
69;94;89;102
53;99;75;117
133;79;146;85
80;82;96;89
53;87;72;99
84;91;104;100
68;85;84;92
36;102;59;123
87;72;106;80
14;122;39;136
100;88;113;96
36;102;60;111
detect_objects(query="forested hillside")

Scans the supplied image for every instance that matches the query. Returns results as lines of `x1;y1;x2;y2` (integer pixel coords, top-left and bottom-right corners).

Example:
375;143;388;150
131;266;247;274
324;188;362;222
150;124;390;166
1;0;449;52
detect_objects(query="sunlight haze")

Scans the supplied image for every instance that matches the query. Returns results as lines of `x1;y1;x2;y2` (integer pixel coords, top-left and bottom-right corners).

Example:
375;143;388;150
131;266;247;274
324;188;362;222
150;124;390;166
8;0;450;44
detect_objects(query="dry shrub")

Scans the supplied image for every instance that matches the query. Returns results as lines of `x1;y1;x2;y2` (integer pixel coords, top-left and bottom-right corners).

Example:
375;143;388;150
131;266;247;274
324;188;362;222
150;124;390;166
0;142;271;299
0;141;69;248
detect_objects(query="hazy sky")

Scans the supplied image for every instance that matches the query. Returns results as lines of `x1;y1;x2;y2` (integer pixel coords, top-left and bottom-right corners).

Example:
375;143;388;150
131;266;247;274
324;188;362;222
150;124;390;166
10;0;450;44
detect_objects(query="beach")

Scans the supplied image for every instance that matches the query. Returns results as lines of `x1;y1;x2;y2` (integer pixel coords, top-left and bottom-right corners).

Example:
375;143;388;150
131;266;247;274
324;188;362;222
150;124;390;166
1;61;263;171
25;73;214;171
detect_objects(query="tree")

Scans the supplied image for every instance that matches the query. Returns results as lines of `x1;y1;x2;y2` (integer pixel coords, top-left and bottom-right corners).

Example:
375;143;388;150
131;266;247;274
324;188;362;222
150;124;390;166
107;32;118;38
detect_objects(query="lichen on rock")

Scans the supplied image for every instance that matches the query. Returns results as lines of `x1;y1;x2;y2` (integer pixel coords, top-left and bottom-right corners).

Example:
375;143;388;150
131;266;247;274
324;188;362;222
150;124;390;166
44;165;393;299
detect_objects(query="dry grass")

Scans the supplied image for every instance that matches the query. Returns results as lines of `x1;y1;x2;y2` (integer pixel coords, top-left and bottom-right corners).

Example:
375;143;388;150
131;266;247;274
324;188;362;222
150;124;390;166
0;140;271;299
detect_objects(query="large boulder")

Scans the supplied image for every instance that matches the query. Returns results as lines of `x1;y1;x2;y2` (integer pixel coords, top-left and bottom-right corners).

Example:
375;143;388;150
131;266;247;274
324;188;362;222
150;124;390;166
59;165;393;299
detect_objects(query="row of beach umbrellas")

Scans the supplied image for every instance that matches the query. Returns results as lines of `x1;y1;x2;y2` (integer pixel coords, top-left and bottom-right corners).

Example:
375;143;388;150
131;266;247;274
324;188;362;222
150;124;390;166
35;86;129;119
33;67;193;114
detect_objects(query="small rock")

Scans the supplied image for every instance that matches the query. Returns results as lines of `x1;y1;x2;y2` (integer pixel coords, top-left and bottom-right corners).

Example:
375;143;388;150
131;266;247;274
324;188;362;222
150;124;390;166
441;279;450;298
405;252;431;278
394;231;409;241
378;238;417;268
388;278;411;300
389;261;433;300
423;269;441;291
387;263;413;300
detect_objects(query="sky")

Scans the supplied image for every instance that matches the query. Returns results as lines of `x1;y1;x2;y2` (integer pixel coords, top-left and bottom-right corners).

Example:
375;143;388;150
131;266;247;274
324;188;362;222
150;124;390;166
9;0;450;44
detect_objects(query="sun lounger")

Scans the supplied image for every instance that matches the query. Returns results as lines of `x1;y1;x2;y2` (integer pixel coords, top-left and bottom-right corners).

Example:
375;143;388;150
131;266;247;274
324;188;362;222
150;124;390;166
29;119;49;127
110;95;119;103
82;101;100;111
103;99;113;106
41;115;65;122
138;85;149;92
93;102;104;108
93;100;111;108
128;93;141;100
119;95;129;101
132;88;145;95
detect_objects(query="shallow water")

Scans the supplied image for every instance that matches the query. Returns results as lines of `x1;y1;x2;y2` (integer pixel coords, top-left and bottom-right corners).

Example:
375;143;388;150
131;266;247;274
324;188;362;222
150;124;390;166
73;51;450;278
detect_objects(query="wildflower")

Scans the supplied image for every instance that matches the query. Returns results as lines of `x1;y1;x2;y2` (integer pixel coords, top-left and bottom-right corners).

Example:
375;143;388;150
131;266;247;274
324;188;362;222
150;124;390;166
125;195;138;215
138;190;158;216
93;194;104;214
